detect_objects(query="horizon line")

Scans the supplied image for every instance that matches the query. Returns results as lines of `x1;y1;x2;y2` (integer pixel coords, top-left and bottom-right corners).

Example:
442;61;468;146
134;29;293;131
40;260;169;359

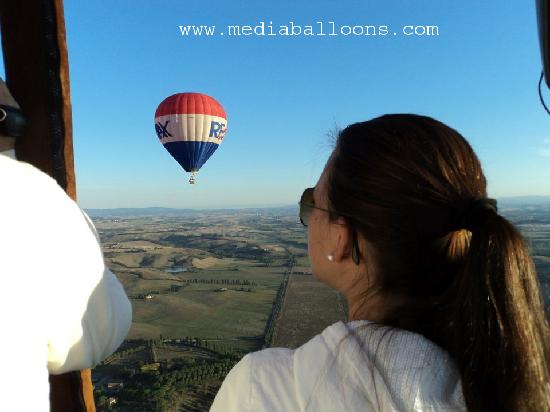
83;195;550;211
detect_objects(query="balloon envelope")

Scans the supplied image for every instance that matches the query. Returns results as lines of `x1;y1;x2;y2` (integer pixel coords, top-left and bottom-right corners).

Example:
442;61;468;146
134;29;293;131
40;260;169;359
154;93;227;173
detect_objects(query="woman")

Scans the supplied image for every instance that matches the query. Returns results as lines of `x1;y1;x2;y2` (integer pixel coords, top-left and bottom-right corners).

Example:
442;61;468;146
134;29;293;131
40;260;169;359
210;114;550;411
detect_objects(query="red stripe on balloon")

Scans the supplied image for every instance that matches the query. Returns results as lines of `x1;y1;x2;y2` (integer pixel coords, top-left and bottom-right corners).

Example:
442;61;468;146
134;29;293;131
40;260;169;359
155;93;227;118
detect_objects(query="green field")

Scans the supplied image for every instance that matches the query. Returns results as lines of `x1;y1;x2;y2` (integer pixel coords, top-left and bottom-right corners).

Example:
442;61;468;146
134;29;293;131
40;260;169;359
129;278;280;352
271;274;348;348
96;212;299;353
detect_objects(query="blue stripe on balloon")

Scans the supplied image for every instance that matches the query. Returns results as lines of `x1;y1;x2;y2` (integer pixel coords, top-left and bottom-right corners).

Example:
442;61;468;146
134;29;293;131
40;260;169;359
163;141;220;172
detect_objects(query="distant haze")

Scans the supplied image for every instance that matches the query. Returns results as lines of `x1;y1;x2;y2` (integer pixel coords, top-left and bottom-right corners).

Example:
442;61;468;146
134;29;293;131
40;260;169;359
85;197;550;217
497;196;550;207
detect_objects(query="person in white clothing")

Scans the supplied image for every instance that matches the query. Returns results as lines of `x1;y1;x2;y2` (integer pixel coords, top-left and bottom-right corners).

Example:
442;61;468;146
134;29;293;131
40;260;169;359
0;78;132;411
211;115;550;411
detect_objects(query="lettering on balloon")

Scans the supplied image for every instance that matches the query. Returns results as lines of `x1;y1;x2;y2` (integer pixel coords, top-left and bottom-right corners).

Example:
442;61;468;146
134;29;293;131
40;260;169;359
209;121;227;140
155;120;173;139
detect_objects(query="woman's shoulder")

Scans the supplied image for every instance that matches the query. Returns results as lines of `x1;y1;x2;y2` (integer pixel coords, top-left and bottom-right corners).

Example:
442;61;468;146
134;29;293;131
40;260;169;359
326;320;456;367
299;319;456;366
292;320;465;411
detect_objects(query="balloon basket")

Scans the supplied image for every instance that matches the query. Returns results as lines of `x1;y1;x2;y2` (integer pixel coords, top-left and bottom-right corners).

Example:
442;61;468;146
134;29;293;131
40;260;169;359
189;172;198;185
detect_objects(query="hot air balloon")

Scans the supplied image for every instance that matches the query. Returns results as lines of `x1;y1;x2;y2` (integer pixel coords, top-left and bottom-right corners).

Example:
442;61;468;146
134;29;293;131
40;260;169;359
154;92;227;184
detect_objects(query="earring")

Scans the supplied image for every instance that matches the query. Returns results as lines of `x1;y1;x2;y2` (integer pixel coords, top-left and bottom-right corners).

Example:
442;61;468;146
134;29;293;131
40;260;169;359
327;255;334;262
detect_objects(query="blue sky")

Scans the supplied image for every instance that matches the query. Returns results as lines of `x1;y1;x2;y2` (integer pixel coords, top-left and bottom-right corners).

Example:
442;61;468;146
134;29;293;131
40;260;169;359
5;1;550;208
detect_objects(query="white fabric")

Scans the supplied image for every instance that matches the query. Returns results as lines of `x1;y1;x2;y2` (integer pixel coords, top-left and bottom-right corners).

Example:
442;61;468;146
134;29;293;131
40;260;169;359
0;154;132;411
211;320;465;412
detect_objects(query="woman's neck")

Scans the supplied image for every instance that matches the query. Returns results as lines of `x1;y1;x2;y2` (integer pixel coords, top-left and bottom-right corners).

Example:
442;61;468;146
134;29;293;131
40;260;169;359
347;293;384;322
346;289;409;323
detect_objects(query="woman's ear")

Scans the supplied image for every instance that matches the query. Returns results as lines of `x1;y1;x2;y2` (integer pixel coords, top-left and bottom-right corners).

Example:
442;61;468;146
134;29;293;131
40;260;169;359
330;217;354;262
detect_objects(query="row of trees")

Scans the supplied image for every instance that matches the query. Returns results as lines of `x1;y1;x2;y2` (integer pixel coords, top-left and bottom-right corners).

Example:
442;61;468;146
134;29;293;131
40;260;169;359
128;278;259;300
128;280;259;299
262;252;296;346
101;337;243;367
101;345;146;365
159;337;245;356
186;278;257;286
263;273;290;347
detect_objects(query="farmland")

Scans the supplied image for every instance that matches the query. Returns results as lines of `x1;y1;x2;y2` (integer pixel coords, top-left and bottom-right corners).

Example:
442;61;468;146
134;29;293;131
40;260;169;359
89;207;326;411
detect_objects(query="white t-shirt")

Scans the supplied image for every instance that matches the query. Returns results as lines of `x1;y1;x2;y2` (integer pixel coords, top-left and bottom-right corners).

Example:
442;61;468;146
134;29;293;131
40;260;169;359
0;155;132;411
211;320;465;412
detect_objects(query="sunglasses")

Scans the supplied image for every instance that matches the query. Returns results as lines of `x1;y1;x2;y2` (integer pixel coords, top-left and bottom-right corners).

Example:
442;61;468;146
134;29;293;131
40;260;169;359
299;187;331;227
298;187;361;265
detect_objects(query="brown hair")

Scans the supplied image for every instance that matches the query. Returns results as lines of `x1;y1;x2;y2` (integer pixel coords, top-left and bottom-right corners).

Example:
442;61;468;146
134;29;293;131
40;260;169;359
326;114;550;411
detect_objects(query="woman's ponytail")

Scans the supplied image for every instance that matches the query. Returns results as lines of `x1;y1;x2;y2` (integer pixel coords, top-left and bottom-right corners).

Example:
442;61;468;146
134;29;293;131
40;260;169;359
450;213;550;411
